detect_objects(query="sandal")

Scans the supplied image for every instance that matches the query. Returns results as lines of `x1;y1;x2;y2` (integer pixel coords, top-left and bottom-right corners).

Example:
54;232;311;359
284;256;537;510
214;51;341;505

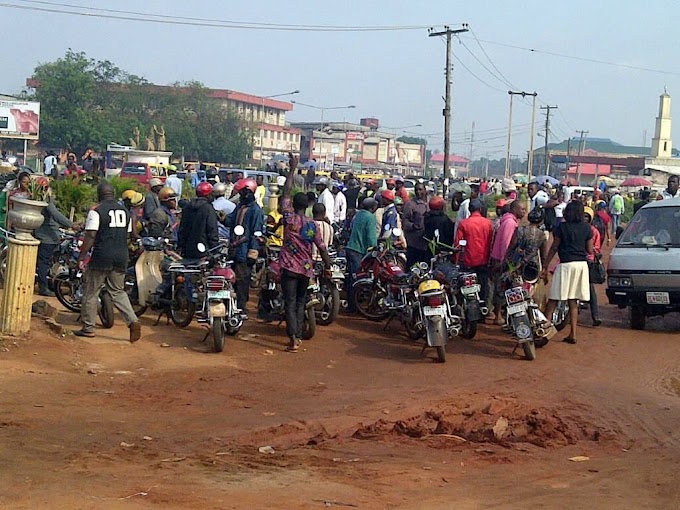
286;337;300;352
562;337;577;344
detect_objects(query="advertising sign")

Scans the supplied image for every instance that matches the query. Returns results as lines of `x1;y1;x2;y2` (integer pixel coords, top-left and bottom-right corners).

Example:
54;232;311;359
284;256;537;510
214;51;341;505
0;100;40;140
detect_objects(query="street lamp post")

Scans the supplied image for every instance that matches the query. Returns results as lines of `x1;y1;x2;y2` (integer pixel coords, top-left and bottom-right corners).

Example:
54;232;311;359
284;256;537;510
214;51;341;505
259;89;300;167
291;101;356;168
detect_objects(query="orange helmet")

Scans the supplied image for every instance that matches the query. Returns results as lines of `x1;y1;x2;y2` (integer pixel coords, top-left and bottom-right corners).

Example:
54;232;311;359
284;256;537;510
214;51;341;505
429;196;446;211
196;181;213;198
158;187;177;202
234;178;257;194
381;189;395;203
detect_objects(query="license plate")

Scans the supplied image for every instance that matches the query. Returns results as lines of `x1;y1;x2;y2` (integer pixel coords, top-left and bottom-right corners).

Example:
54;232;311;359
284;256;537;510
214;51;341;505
507;302;528;315
208;290;230;300
646;292;670;305
461;284;481;295
423;305;446;317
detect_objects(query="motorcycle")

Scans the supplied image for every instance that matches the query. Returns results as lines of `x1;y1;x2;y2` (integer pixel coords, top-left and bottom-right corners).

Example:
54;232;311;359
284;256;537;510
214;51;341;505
352;228;410;321
52;231;114;328
195;236;243;353
312;256;343;326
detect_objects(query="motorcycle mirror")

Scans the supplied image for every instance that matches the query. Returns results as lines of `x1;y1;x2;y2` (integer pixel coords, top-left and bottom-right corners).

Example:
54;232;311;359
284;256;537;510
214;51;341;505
391;227;403;238
254;231;263;237
458;239;468;247
233;225;245;236
418;261;429;271
384;224;391;232
197;243;206;253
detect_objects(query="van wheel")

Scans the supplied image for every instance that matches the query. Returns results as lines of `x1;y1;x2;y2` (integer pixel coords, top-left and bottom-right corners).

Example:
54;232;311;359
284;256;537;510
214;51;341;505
630;307;646;330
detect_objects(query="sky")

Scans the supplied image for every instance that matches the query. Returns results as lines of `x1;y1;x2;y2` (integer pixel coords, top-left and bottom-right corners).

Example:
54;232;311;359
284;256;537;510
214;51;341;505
2;0;680;161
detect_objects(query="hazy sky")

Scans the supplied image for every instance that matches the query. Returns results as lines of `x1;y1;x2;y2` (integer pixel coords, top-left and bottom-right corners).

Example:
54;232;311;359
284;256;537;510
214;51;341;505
2;0;679;160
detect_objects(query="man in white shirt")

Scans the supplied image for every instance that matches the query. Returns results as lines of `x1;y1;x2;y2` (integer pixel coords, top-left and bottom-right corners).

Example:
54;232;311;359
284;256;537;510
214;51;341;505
166;167;183;198
331;181;347;224
659;175;679;200
314;176;335;223
43;151;57;177
528;182;550;211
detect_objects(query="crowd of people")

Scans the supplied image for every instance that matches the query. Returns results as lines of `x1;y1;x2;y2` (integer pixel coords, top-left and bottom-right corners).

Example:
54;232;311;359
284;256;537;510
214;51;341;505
5;149;680;351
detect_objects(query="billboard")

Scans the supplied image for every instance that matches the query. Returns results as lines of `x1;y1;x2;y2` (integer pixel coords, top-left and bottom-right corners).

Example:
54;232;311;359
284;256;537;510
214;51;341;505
0;100;40;140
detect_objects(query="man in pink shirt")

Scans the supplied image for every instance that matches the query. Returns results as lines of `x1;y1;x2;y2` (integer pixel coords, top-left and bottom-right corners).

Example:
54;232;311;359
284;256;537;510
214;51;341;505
489;200;525;323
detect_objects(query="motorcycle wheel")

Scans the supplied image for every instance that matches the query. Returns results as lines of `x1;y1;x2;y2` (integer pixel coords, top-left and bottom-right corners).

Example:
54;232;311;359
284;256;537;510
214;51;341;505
301;308;316;340
353;281;389;321
98;290;115;328
316;282;340;326
124;272;147;317
523;341;536;361
436;345;447;363
54;273;82;312
461;319;478;339
212;317;225;353
404;307;424;340
170;285;195;328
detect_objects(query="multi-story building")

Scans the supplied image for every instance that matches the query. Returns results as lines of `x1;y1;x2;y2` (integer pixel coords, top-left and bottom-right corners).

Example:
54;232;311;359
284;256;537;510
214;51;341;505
291;118;426;174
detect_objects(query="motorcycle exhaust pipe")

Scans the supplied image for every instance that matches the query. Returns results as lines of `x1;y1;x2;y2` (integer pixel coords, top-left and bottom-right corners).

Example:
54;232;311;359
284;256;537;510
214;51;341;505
535;326;546;337
449;325;462;337
480;306;489;316
228;317;241;328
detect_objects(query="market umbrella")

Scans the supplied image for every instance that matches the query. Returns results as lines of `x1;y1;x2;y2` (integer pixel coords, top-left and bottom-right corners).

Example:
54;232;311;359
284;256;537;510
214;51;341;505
595;176;616;185
620;177;652;187
533;175;560;186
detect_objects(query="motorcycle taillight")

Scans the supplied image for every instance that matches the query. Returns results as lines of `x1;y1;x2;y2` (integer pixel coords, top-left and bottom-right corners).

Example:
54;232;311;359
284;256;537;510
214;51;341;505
206;277;225;291
426;295;443;307
463;274;477;287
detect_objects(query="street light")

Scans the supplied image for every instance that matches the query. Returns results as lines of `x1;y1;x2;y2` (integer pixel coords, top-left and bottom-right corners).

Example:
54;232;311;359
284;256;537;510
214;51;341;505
290;101;356;129
259;89;300;166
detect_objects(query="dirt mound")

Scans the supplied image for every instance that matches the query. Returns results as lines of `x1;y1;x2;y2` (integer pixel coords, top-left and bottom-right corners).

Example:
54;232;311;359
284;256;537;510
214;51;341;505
353;397;618;449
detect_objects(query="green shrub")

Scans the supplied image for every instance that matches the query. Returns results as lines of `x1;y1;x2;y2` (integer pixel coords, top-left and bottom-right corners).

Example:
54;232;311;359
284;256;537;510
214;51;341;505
51;179;97;220
108;176;145;198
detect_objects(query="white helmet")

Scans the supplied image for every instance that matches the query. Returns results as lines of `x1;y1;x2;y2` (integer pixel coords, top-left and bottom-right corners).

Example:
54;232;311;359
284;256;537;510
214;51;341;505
212;182;228;197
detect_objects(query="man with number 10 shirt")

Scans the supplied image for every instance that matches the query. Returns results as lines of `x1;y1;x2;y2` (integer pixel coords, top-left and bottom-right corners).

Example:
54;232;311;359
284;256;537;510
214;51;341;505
73;182;142;342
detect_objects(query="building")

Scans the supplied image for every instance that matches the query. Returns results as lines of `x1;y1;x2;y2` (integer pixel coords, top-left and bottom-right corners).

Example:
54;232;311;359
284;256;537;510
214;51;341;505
644;90;680;183
290;118;426;174
429;153;470;178
25;78;301;164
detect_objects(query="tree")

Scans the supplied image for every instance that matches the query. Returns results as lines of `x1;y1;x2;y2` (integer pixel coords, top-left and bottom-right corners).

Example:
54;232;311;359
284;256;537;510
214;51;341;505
23;51;251;164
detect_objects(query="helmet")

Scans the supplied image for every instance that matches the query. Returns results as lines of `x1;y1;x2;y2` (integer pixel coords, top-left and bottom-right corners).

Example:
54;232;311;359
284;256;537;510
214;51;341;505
366;178;377;187
233;178;257;194
212;182;228;197
496;198;508;208
528;206;545;224
313;176;329;186
583;206;595;221
148;177;163;189
394;196;404;206
196;181;213;198
381;190;395;203
122;190;144;207
158;187;177;202
386;178;396;186
429;196;446;211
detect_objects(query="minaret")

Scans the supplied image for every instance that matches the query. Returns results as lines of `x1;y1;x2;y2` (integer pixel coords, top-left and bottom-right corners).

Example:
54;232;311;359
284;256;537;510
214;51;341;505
651;90;672;158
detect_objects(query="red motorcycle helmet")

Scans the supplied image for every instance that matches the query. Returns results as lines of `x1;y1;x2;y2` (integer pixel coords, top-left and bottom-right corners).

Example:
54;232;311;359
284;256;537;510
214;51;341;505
381;189;395;203
234;178;257;194
429;196;446;211
196;181;213;198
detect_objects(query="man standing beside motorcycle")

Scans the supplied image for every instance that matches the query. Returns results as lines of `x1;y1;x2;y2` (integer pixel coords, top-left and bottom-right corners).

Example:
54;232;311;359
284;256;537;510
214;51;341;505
178;182;220;260
147;187;178;241
73;182;142;342
345;197;379;314
402;182;430;268
226;178;265;320
455;199;493;310
280;154;332;352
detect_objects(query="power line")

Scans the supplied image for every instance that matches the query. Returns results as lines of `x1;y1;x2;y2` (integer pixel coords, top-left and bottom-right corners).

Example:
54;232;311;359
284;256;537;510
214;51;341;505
2;0;457;31
468;28;521;91
461;34;680;77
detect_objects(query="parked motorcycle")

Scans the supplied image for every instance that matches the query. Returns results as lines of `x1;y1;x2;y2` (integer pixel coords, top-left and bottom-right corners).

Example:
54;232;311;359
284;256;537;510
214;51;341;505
312;257;343;326
52;231;114;328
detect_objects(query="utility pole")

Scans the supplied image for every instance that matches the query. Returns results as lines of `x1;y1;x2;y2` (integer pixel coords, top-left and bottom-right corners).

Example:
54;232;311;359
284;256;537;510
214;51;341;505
575;130;589;184
429;24;469;180
468;121;475;174
505;91;537;178
540;105;557;176
527;93;538;182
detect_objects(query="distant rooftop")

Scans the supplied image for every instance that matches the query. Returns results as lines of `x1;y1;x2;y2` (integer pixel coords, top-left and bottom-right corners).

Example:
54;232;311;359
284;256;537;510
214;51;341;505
540;137;653;156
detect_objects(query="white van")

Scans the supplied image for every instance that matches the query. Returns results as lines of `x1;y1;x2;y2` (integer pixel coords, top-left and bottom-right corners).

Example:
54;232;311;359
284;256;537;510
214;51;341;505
563;186;594;202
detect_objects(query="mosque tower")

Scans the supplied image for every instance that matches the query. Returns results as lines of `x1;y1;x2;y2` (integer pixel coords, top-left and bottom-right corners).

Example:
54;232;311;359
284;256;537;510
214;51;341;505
651;90;672;158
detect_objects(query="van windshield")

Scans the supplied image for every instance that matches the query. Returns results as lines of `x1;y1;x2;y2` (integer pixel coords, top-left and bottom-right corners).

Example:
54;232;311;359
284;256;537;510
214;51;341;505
619;206;680;246
122;164;146;175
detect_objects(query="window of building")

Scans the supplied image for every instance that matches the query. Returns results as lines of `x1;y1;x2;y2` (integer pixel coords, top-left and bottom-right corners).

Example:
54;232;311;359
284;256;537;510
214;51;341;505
664;141;668;152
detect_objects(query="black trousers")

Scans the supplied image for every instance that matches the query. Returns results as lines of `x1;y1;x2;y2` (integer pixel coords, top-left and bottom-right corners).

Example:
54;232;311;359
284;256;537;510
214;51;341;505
234;261;253;312
466;265;489;306
37;242;57;291
345;249;364;313
589;282;599;320
281;269;309;339
406;246;429;269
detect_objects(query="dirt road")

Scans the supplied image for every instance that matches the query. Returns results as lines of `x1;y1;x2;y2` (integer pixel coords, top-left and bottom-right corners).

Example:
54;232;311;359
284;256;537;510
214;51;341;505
1;284;680;509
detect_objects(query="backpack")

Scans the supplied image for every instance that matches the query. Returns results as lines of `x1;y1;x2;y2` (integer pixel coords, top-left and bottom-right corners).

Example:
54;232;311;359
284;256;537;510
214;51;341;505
591;213;606;238
544;207;557;232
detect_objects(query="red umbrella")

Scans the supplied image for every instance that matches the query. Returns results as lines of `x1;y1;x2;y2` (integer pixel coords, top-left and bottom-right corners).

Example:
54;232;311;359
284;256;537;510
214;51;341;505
620;177;652;187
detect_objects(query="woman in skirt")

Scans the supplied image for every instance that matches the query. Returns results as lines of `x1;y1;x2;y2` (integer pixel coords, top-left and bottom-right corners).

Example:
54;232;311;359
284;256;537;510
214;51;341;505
541;200;594;344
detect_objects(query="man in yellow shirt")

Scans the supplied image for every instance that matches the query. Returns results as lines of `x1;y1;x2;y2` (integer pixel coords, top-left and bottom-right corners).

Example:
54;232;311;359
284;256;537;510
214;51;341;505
255;175;267;208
